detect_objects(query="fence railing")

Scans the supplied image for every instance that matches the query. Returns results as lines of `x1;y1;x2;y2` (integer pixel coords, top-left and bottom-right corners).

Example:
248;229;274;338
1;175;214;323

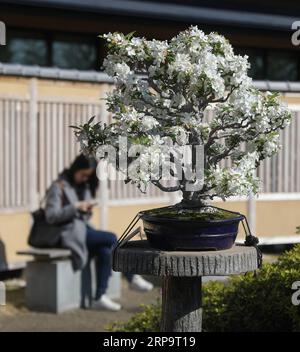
204;107;300;195
0;98;30;209
0;79;169;213
0;79;300;214
259;109;300;194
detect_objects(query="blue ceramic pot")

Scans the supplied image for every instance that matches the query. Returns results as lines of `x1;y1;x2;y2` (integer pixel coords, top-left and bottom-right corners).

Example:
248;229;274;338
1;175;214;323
141;211;244;251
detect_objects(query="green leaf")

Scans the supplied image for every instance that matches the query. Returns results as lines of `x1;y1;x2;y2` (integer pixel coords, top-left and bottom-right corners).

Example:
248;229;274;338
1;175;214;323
69;125;81;130
88;116;96;124
125;31;136;40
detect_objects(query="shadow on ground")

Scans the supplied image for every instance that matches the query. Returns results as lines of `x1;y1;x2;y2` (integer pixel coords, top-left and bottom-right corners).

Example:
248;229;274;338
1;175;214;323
0;278;160;332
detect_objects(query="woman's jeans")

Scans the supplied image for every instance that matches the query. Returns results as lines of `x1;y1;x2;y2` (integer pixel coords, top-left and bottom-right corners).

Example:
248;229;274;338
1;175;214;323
86;224;133;299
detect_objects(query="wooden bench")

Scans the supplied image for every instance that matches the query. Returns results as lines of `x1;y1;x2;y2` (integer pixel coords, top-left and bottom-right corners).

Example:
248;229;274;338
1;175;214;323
18;248;121;313
18;248;72;260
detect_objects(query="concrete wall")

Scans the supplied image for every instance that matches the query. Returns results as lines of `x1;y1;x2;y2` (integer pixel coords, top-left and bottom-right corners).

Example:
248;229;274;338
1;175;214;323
0;76;105;98
1;199;300;265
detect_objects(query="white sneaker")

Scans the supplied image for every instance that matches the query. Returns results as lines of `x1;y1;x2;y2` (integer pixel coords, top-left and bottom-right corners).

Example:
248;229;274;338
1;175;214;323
129;275;154;292
92;294;122;311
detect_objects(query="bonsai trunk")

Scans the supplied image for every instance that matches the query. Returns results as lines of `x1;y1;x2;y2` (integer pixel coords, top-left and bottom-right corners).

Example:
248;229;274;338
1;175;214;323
178;190;207;209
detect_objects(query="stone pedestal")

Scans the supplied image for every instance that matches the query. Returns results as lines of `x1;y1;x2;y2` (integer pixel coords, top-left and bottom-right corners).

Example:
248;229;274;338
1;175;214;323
21;248;122;313
26;259;81;313
113;240;258;332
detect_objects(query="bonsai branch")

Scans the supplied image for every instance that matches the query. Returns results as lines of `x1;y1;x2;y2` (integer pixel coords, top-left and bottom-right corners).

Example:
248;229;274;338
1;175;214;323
152;180;181;192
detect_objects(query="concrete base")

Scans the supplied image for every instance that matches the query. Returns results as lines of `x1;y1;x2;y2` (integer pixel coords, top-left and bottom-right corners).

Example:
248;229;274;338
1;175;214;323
26;258;122;313
107;271;121;299
26;259;81;313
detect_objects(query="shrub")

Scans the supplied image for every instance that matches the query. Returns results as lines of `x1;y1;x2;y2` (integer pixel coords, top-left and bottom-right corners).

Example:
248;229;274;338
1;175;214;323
203;266;300;331
106;299;161;332
108;245;300;332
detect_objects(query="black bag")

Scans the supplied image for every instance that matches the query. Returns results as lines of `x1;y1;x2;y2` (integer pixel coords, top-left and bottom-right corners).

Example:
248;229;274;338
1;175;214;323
28;182;64;248
28;208;62;248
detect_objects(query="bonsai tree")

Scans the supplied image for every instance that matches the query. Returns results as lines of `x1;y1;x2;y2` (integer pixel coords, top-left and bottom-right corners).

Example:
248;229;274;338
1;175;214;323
74;26;291;209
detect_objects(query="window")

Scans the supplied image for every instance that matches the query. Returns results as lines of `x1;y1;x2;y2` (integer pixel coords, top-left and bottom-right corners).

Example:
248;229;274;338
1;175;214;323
235;47;299;81
0;32;48;66
266;51;298;81
0;30;98;70
0;30;299;79
52;38;97;70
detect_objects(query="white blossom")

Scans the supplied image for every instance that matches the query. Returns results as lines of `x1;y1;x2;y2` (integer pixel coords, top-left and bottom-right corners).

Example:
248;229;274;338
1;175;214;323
76;26;291;200
140;116;159;131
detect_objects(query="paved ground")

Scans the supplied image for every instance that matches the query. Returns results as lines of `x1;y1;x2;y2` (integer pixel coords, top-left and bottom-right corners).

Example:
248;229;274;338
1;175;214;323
0;253;277;332
0;278;160;332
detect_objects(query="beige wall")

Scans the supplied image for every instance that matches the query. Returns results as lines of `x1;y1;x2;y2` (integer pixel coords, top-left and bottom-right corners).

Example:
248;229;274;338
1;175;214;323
1;76;299;103
0;212;30;264
1;199;300;265
215;200;300;240
0;76;107;98
0;203;165;264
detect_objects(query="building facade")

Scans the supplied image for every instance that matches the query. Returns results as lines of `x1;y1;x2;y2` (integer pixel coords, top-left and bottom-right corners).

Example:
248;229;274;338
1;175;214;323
1;0;300;268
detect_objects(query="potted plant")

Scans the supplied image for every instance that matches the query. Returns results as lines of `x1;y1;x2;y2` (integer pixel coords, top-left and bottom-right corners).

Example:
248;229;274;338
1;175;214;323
74;26;291;251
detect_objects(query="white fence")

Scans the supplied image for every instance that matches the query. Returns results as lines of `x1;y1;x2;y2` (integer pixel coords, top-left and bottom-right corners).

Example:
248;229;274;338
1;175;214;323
0;79;168;213
204;106;300;195
0;98;30;209
259;108;300;194
0;80;300;214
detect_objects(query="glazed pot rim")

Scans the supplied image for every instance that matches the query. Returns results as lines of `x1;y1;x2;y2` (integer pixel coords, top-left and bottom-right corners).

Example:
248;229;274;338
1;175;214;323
140;211;245;224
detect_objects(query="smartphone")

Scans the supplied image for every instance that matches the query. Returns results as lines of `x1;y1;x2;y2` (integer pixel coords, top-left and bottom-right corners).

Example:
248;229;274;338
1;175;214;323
88;199;99;207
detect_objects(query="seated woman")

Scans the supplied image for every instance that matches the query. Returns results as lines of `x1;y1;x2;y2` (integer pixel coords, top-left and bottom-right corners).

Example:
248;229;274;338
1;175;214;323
44;154;153;311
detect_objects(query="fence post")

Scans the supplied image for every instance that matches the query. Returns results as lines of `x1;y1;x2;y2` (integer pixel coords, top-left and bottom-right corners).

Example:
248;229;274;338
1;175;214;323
100;179;109;230
247;193;256;234
247;168;257;234
28;78;38;211
99;85;109;230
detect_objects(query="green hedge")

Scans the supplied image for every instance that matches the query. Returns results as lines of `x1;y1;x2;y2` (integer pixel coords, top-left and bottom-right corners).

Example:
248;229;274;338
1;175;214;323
107;299;161;332
107;245;300;332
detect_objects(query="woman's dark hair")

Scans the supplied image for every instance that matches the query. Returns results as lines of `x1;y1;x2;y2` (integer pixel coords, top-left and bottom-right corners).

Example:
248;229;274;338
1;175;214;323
65;154;99;197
